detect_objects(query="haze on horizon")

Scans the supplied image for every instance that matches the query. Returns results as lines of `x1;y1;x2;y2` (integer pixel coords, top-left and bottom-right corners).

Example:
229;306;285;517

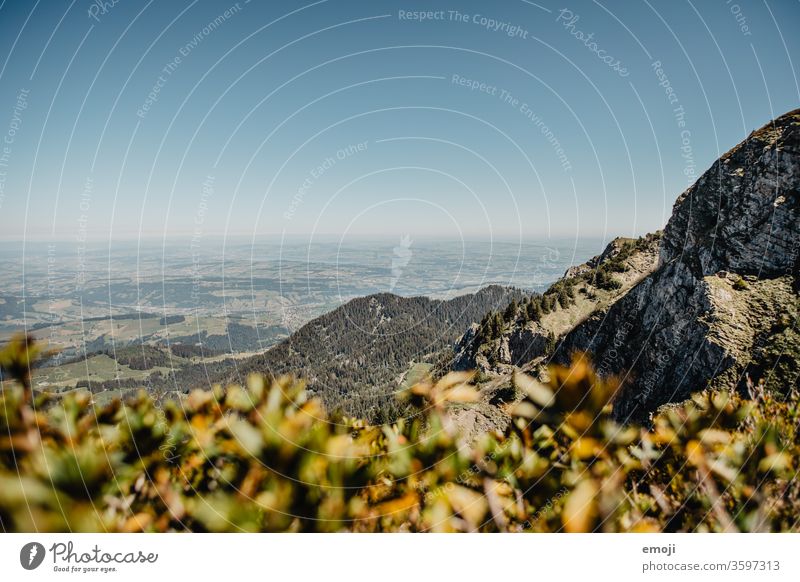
0;0;798;246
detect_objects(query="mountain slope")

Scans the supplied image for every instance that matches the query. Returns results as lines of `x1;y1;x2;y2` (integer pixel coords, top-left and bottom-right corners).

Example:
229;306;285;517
557;109;800;421
452;232;662;375
449;109;799;426
220;285;527;420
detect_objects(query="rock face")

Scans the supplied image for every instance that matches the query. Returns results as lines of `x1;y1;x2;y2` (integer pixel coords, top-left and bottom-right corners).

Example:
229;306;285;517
449;110;799;428
660;115;799;278
557;109;800;421
452;233;661;375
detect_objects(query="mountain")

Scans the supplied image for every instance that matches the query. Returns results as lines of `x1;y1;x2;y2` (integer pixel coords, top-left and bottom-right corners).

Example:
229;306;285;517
452;233;662;375
452;109;800;424
559;109;800;421
216;285;528;421
143;111;798;428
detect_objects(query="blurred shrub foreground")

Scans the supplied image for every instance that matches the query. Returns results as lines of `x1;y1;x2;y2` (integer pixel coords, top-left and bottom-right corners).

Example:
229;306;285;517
1;335;798;532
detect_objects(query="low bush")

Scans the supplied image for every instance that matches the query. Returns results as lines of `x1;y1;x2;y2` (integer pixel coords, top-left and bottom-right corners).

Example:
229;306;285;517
0;336;797;532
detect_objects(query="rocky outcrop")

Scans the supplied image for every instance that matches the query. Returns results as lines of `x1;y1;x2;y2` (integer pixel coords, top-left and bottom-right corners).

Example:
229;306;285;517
452;233;661;375
557;109;800;421
563;237;647;279
448;109;799;427
660;114;799;278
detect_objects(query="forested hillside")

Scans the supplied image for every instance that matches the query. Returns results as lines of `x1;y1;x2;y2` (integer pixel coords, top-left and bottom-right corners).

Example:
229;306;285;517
217;285;527;420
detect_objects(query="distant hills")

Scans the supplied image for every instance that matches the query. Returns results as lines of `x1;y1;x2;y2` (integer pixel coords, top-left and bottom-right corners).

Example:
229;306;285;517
41;283;527;419
213;285;528;421
24;110;799;432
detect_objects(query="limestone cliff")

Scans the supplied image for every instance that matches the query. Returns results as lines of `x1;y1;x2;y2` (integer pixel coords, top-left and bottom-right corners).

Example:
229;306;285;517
558;109;799;421
452;109;799;424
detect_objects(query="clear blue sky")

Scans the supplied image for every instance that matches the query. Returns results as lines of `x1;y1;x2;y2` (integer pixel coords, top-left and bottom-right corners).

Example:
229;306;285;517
0;0;797;243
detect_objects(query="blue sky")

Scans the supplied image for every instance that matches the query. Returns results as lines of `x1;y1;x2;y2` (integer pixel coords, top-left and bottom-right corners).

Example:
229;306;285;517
0;0;797;243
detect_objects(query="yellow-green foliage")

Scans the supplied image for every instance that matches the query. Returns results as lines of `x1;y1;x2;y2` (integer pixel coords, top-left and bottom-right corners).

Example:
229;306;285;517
0;336;797;532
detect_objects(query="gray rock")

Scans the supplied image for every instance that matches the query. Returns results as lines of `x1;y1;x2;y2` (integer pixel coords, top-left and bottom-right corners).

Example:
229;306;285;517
451;234;661;377
558;109;800;421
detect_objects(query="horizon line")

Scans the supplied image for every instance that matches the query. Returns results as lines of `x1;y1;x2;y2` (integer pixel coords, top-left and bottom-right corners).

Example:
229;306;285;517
0;232;650;244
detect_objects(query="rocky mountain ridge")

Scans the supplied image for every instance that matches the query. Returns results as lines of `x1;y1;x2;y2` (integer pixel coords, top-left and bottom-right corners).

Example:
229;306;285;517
452;109;799;424
452;233;662;377
560;108;799;421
